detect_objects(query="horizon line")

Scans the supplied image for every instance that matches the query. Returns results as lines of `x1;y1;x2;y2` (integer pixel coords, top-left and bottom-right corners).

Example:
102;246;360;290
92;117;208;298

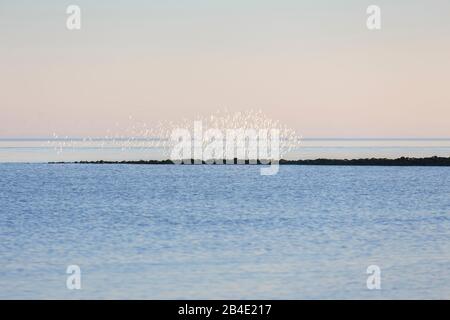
2;137;450;141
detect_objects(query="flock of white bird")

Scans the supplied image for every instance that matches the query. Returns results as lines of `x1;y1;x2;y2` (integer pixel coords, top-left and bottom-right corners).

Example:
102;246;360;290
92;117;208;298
46;109;302;159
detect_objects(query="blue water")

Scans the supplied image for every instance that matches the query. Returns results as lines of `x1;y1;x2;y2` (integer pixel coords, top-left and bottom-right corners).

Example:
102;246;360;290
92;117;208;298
2;138;450;162
0;164;449;299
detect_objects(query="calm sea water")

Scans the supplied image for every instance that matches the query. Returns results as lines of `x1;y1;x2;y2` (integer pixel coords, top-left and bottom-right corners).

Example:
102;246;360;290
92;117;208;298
1;138;450;162
0;164;449;299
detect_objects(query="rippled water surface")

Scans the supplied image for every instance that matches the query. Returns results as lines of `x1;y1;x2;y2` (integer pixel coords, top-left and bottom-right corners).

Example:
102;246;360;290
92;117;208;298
0;164;449;299
2;138;450;162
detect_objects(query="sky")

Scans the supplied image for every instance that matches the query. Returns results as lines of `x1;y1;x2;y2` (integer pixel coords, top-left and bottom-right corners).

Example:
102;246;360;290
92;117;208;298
1;0;450;138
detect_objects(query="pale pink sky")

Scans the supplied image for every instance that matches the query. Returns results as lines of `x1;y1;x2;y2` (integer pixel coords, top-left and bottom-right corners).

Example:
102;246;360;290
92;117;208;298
1;0;450;138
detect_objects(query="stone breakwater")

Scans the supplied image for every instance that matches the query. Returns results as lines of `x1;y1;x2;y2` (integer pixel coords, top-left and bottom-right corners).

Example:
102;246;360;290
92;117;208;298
50;156;450;166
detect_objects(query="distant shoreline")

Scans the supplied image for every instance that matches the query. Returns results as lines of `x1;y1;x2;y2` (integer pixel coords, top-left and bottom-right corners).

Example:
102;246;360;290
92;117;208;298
49;156;450;166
